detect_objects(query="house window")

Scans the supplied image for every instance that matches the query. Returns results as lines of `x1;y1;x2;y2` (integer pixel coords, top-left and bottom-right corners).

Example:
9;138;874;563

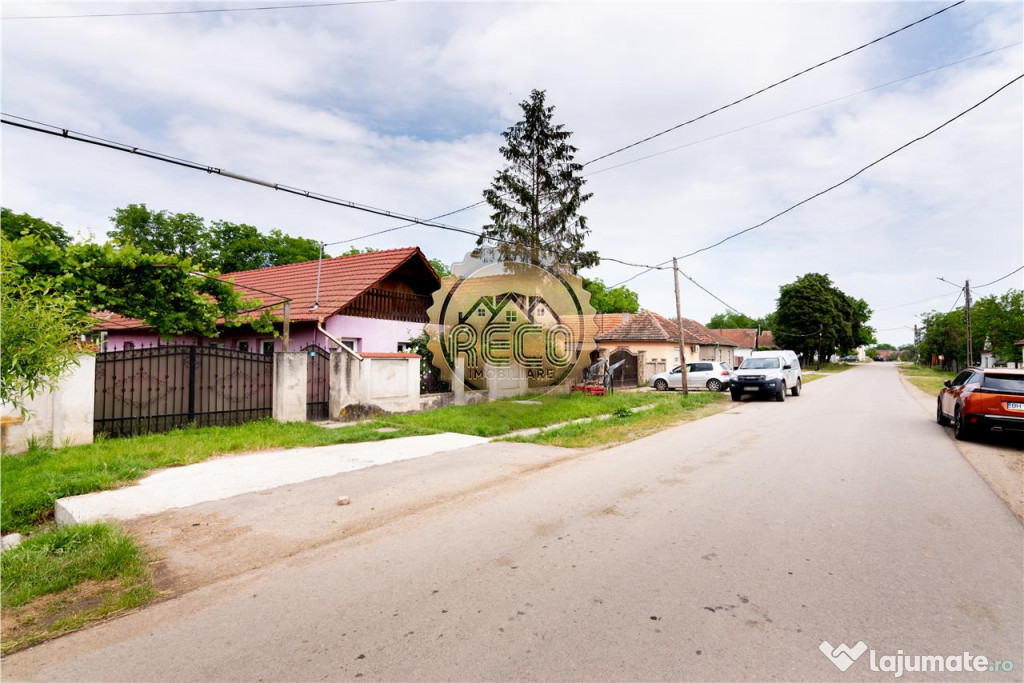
397;342;414;353
261;340;276;356
505;310;517;322
536;307;545;317
238;341;250;353
123;341;135;351
477;308;486;317
209;342;225;349
340;338;358;351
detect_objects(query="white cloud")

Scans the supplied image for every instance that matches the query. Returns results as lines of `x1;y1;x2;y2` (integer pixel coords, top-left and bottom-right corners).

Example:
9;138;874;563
2;1;1021;345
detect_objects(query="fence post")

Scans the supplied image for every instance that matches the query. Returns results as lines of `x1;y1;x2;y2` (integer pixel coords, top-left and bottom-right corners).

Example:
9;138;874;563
187;345;197;422
272;351;308;422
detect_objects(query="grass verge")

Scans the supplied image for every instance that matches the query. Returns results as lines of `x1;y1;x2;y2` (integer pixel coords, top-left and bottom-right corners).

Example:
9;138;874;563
2;391;689;533
1;419;432;533
807;362;856;373
1;523;154;654
898;363;956;379
905;376;946;396
504;392;726;449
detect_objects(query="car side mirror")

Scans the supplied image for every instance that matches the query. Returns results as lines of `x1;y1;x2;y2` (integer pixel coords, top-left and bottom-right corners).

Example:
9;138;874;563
783;364;792;370
943;380;951;388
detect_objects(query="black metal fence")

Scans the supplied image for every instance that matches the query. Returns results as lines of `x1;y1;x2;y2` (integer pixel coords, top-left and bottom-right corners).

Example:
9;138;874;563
94;345;274;438
304;345;330;421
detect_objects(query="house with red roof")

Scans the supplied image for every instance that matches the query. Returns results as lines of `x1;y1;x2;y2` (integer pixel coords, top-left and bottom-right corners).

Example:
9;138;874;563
94;247;441;356
593;311;736;386
712;328;775;368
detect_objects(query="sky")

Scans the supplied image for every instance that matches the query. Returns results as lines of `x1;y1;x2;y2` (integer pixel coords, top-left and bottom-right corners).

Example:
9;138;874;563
2;0;1022;346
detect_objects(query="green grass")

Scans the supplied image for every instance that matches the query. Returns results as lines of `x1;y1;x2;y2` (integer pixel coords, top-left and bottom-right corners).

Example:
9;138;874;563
1;419;431;533
1;392;691;533
505;392;724;449
806;362;855;373
905;376;948;396
1;523;154;654
898;363;956;379
1;523;149;608
386;390;683;437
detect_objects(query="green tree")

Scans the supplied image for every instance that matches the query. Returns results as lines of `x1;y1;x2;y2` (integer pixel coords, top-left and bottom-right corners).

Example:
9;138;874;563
111;204;322;272
110;204;213;264
583;278;639;313
707;311;758;329
1;207;72;247
4;232;270;339
970;289;1024;363
1;237;92;412
774;273;873;364
429;259;451;279
477;89;597;272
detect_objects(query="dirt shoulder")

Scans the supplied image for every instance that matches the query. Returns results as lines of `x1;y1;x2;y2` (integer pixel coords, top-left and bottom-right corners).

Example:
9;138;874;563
898;372;1024;522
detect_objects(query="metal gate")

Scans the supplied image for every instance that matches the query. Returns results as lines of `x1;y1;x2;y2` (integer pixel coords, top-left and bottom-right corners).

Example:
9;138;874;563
94;345;273;438
609;349;638;388
304;344;330;421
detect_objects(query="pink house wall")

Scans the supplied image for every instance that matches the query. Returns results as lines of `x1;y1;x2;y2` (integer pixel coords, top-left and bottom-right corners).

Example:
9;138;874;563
102;314;426;355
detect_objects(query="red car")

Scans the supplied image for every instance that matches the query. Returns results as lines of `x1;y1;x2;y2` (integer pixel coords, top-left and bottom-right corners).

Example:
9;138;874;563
936;367;1024;441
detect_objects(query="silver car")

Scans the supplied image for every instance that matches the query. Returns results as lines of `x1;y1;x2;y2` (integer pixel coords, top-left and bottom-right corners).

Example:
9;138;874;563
649;361;732;392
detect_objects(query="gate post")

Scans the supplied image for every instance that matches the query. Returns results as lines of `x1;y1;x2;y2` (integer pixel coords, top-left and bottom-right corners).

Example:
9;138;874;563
272;351;308;423
329;352;363;419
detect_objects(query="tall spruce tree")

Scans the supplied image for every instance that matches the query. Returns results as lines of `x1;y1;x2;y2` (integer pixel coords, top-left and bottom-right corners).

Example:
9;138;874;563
477;89;597;272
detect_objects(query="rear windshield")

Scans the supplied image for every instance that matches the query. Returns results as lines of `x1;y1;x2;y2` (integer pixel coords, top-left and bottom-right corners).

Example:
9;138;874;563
982;374;1024;392
740;358;780;369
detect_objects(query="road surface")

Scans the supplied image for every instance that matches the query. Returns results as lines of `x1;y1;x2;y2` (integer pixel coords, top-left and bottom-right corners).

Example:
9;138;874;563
5;363;1022;681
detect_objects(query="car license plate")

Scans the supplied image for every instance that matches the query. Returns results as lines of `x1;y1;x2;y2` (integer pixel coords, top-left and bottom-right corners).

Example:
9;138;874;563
1008;402;1024;411
746;386;758;391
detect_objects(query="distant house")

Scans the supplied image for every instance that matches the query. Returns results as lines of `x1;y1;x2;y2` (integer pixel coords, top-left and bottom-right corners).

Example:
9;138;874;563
713;328;775;368
94;247;441;355
876;349;896;362
593;311;737;386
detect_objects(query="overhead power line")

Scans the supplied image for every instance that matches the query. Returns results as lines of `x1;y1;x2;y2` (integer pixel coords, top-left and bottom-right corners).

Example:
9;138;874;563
4;0;394;20
585;42;1022;178
582;1;965;167
339;41;1023;249
605;72;1024;289
0;114;521;249
974;264;1023;289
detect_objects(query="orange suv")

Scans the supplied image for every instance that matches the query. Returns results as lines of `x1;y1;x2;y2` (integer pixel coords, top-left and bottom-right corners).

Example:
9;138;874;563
936;367;1024;441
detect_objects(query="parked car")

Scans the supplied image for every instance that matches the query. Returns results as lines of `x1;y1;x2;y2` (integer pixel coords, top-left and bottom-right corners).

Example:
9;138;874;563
731;350;802;402
650;361;732;392
842;355;859;362
936;367;1024;440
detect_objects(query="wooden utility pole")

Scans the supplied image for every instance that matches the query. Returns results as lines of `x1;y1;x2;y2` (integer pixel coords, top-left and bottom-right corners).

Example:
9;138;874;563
282;301;291;352
673;258;689;396
964;279;973;366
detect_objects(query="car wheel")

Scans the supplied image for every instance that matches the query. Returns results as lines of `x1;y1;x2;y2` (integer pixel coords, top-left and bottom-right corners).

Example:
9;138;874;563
730;391;741;402
706;378;722;392
776;382;786;402
791;379;802;396
936;399;950;426
953;405;971;441
654;379;668;392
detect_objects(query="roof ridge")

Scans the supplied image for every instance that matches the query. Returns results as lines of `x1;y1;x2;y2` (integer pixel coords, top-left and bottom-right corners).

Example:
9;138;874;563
223;246;419;279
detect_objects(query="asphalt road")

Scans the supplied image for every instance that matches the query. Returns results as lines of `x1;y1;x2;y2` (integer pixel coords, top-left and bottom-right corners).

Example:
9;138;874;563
5;363;1022;681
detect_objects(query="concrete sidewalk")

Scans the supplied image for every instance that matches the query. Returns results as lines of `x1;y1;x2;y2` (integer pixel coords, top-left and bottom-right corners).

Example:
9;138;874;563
55;432;489;525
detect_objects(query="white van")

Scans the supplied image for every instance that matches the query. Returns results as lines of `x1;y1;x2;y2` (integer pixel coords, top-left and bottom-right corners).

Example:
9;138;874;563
730;350;803;402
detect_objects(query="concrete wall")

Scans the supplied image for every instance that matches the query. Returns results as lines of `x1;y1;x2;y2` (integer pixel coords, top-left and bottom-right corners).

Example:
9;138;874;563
272;352;307;423
330;353;422;420
1;355;96;453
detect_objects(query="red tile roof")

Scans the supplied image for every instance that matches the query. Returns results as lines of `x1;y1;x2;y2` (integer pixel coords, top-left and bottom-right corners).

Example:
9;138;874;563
593;313;629;333
713;328;775;349
594;311;736;346
93;247;438;331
